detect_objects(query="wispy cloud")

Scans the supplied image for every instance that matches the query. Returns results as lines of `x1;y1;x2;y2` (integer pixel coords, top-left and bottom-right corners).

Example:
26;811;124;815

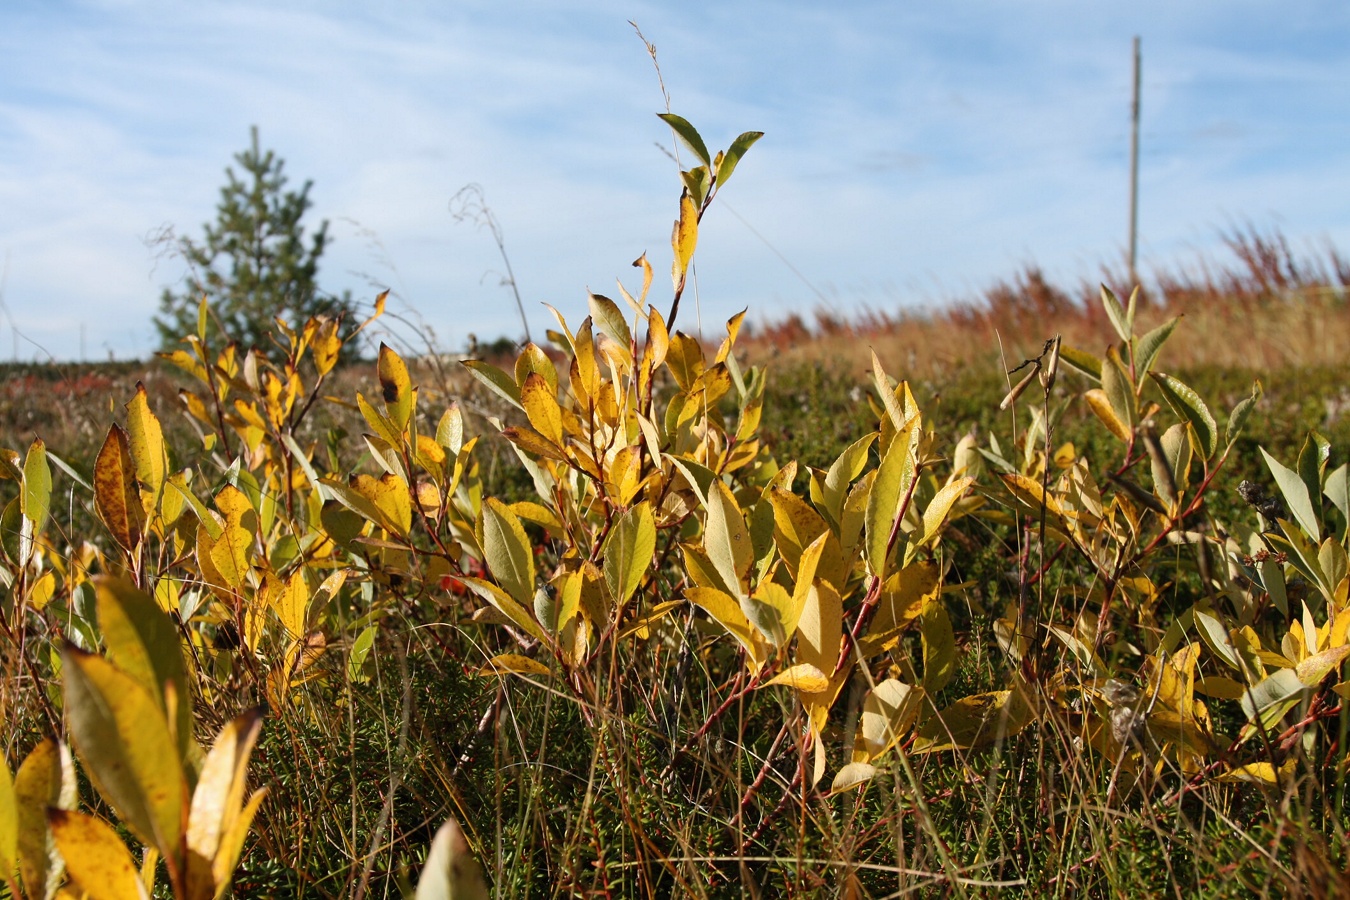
1;0;1347;359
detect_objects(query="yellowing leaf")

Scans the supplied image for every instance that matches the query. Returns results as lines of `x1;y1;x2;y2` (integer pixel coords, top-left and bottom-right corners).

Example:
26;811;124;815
671;190;699;293
1084;389;1131;442
830;762;877;793
15;739;76;900
377;343;415;431
269;569;309;639
686;586;769;673
480;498;536;608
665;333;705;392
857;679;924;762
921;604;956;694
463;575;550;639
916;476;974;552
21;438;52;545
475;654;551;677
414;816;491;900
61;647;184;857
760;663;829;693
704;481;751;599
912;690;1032;754
865;418;918;579
184;708;263;900
48;809;148;900
93;577;193;762
94;425;144;553
520;373;563;446
349;473;413;538
603;502;656;610
514;342;559;395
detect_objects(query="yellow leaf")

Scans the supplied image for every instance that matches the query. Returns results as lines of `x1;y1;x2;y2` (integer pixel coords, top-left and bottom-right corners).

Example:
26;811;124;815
796;580;842;689
514;342;559;395
414;817;490;900
1215;759;1295;785
475;654;551;677
349;473;413;538
857;679;924;762
830;762;877;793
520;373;563;446
270;569;309;639
670;189;699;293
378;343;414;431
704;480;752;599
47;809;147;900
15;739;77;900
310;315;343;377
1085;388;1131;442
686;586;769;673
61;647;184;857
665;333;705;392
912;690;1033;753
760;663;829;693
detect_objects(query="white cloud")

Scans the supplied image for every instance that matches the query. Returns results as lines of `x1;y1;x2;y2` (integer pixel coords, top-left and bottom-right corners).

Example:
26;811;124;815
0;0;1347;359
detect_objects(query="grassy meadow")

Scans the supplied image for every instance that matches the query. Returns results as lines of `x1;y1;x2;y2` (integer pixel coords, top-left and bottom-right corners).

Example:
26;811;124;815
2;224;1350;900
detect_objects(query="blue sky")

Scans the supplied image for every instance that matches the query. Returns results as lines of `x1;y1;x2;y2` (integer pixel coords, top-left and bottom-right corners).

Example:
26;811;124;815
2;1;1348;361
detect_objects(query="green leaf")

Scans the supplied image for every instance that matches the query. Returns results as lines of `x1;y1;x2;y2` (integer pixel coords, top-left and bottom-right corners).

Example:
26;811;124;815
1194;606;1240;671
1057;345;1101;380
1150;372;1218;460
63;647;185;857
459;577;548;645
821;434;876;530
462;360;523;412
348;625;377;683
715;131;764;188
603;502;656;610
1225;380;1262;448
865;421;918;580
1261;447;1321;542
1298;432;1330;530
587;292;633;354
21;438;52;541
656;113;711;167
704;481;752;599
1326;463;1350;529
680;166;711;208
1100;285;1132;343
1101;348;1135;432
1239;667;1305;724
480;499;536;608
1132;315;1180;377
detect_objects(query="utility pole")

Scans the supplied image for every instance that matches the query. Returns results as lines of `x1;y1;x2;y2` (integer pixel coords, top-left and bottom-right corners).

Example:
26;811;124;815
1128;36;1142;288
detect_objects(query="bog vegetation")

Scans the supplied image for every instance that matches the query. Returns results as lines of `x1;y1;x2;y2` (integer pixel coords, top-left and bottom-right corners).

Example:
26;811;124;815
2;114;1350;899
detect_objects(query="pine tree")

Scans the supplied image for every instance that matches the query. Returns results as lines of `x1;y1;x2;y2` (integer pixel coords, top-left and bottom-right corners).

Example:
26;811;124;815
154;127;355;354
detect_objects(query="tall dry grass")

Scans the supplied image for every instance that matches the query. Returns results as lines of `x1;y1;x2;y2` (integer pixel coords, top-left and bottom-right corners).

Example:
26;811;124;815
743;226;1350;378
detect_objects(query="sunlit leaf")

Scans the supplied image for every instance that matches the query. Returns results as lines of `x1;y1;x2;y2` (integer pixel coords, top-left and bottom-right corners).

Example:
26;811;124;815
715;130;764;187
414;816;490;900
671;190;699;293
47;809;147;900
603;502;656;610
94;425;144;552
1261;447;1321;542
1151;372;1218;460
15;739;76;900
656;113;711;167
62;647;184;857
760;663;829;693
377;343;415;431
